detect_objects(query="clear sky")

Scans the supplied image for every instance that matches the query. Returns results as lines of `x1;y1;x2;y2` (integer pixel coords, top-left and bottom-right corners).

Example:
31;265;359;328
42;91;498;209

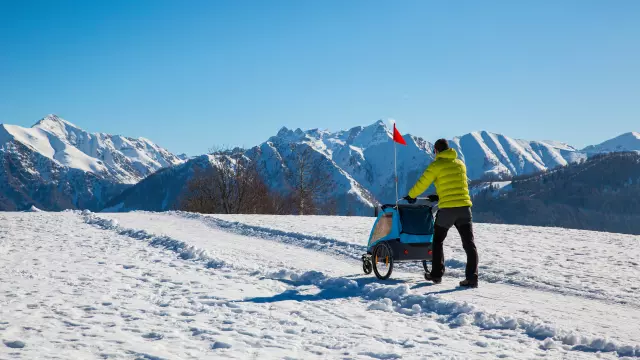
1;0;638;155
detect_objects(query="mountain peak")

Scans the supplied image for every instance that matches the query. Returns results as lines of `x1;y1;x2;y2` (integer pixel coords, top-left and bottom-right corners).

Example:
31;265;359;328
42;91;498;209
33;114;79;129
583;131;640;153
370;119;391;131
276;126;290;137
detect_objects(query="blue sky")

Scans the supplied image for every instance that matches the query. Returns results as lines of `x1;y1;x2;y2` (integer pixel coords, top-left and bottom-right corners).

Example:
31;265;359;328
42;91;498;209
1;0;638;155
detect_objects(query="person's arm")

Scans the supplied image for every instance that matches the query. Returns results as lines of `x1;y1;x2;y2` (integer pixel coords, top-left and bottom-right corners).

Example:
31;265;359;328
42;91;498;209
408;165;436;199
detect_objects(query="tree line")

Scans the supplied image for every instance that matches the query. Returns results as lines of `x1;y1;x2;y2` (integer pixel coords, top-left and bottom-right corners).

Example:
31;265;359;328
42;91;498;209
472;152;640;235
178;145;337;215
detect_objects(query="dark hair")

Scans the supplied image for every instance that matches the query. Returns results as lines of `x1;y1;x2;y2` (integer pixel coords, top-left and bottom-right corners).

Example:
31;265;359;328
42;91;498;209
434;138;450;153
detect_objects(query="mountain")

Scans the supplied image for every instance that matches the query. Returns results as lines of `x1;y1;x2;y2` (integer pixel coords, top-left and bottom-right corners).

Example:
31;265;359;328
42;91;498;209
107;120;618;214
103;155;217;212
104;146;378;215
582;132;640;154
260;122;587;204
28;114;184;183
472;151;640;234
450;132;585;181
0;114;183;211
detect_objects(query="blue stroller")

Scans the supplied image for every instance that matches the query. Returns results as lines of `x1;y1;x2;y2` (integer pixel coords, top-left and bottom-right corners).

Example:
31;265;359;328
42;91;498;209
362;198;436;280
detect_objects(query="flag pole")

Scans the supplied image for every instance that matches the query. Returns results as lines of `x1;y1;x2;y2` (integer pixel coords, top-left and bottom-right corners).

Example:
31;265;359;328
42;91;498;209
394;126;399;208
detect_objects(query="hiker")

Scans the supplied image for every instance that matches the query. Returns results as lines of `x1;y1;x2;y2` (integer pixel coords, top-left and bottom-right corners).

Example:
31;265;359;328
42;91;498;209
403;139;478;288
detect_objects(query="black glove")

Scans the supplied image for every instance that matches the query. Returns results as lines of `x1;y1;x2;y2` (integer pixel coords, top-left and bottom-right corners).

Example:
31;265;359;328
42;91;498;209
427;194;439;202
403;195;417;204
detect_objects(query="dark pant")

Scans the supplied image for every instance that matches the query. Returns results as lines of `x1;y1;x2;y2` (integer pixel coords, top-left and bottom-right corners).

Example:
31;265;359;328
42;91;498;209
431;206;478;282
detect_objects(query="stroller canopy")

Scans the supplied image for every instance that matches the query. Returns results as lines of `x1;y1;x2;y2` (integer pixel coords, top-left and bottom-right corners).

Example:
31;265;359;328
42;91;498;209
367;204;434;249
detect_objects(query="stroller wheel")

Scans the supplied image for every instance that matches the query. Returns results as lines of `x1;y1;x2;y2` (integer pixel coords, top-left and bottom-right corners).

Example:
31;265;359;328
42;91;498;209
373;243;393;280
422;260;431;274
363;259;373;275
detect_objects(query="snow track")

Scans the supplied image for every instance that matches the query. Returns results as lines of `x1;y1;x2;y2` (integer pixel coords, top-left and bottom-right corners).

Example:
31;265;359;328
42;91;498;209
208;214;640;307
1;211;638;359
97;212;638;358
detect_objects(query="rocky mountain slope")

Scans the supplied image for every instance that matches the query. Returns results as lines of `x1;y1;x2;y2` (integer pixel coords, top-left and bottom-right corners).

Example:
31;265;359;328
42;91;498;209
582;132;640;154
0;115;183;211
107;120;635;214
261;121;587;204
5;115;634;215
472;151;640;235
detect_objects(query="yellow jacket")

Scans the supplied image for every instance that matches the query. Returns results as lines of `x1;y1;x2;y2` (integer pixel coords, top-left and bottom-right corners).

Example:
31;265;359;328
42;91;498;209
408;148;473;208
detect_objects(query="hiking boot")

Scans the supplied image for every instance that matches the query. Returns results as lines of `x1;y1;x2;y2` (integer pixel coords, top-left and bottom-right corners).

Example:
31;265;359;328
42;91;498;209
424;272;442;284
459;279;478;288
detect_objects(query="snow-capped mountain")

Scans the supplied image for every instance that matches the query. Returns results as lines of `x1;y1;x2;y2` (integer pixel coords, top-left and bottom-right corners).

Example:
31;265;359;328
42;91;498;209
266;121;433;206
102;120;636;214
582;132;640;154
248;135;376;214
0;114;183;210
105;147;378;215
450;131;586;181
103;155;219;212
263;121;587;204
27;114;184;183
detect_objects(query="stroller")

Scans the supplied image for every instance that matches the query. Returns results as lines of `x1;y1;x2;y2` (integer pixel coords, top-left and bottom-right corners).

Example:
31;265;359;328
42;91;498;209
362;198;437;280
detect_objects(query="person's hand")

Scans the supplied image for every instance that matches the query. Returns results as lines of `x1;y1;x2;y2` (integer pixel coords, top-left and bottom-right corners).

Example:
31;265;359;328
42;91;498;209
403;195;417;204
427;194;439;202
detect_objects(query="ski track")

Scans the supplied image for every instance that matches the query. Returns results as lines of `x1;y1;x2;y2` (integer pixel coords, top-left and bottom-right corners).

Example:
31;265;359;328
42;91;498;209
205;213;640;307
0;210;637;359
93;211;638;358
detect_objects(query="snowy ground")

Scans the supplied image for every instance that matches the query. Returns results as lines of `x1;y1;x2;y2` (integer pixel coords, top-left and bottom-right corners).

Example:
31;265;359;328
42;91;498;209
0;212;639;359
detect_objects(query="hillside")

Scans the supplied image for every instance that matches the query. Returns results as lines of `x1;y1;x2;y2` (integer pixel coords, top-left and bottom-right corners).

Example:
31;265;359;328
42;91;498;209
104;150;377;216
472;152;640;234
2;211;638;359
0;115;183;211
582;132;640;154
106;120;598;214
266;122;585;203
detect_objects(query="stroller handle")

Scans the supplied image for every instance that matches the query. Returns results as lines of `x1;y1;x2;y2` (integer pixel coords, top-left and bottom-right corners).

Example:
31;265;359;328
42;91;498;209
379;198;438;211
397;197;438;203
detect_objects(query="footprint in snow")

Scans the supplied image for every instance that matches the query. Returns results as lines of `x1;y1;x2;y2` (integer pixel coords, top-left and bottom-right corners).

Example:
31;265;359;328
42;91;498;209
212;341;232;349
123;265;136;270
3;340;26;349
142;332;164;340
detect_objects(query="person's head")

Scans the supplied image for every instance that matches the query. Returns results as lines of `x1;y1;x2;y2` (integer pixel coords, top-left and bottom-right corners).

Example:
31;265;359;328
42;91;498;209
434;138;450;154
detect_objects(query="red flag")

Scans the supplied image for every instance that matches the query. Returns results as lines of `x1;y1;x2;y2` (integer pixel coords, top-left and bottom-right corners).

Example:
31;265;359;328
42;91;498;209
392;123;407;145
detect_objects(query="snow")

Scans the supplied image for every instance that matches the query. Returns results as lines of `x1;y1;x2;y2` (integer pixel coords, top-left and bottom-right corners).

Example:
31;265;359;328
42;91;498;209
470;181;512;197
23;205;43;212
267;121;592;206
2;211;638;359
101;202;125;212
583;132;640;154
0;114;184;185
0;124;108;173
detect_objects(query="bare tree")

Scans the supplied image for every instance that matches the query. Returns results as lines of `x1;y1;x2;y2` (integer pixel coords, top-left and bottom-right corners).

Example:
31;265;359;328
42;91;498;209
180;166;218;213
180;144;336;216
180;147;293;215
286;144;334;215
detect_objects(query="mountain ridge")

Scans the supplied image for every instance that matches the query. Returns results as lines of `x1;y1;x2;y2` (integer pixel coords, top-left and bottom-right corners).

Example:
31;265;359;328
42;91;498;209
0;114;183;210
104;118;637;214
2;114;637;213
582;131;640;154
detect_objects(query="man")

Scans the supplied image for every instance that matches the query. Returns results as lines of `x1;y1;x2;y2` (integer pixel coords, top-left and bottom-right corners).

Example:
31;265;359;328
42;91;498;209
404;139;478;288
